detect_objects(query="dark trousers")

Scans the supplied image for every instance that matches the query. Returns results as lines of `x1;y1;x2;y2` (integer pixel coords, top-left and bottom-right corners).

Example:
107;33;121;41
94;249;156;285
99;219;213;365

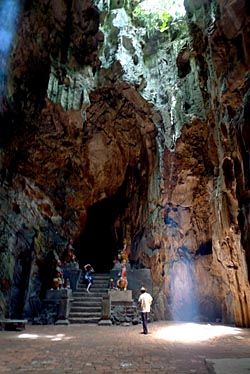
141;312;148;334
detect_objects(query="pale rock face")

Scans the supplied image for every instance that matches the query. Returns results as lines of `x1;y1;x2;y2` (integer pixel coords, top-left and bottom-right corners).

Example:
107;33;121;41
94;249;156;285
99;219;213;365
0;0;250;327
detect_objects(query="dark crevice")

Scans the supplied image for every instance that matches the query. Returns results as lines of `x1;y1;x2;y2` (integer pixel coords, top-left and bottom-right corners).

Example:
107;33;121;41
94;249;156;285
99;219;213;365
196;240;212;256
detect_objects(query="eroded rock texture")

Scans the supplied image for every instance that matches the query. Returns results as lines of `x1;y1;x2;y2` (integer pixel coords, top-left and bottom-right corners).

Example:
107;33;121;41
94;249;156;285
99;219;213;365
0;0;250;326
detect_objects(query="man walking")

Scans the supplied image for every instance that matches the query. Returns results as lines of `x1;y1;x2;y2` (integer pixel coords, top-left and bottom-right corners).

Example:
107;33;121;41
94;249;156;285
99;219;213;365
138;287;153;334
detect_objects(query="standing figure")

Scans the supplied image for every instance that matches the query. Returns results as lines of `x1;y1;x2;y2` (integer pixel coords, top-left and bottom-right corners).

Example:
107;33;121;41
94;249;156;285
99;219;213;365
117;262;128;290
123;238;130;259
138;287;153;335
121;261;127;278
52;259;64;289
109;278;116;289
84;264;94;293
120;238;129;263
63;239;76;264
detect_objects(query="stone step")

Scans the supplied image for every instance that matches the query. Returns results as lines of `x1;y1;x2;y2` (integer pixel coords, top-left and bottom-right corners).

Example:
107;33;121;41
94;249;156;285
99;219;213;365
72;301;102;307
69;311;101;318
75;291;108;295
76;284;108;292
77;290;108;295
71;301;103;307
69;317;100;324
70;306;101;313
80;275;110;279
79;277;109;281
77;286;109;291
69;272;109;324
78;282;109;287
72;296;103;302
73;292;107;298
78;279;109;288
85;275;110;279
80;274;110;280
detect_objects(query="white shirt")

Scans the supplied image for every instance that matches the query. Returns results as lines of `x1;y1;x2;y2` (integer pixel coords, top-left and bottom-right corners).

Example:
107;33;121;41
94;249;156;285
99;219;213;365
138;292;153;313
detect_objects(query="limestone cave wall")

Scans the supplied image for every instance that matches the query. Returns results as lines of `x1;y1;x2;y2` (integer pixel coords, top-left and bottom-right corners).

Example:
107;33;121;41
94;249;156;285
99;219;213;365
0;0;250;326
147;0;250;326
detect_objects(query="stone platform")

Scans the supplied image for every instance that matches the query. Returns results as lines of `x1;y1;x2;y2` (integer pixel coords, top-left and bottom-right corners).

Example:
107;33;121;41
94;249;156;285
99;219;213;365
110;267;153;299
108;289;139;324
108;289;133;302
205;358;250;373
0;319;28;331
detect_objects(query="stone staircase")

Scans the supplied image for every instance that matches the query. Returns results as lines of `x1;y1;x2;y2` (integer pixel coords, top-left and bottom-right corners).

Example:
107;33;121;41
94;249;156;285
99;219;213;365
68;273;110;324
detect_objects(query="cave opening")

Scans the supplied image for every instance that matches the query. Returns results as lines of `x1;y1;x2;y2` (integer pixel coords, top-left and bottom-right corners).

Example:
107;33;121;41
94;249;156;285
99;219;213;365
75;163;150;273
75;186;130;273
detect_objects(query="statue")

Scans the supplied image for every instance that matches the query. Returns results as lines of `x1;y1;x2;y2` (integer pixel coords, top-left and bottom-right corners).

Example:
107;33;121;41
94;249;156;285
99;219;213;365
52;259;64;290
117;262;128;291
63;239;77;264
109;278;116;289
118;238;130;264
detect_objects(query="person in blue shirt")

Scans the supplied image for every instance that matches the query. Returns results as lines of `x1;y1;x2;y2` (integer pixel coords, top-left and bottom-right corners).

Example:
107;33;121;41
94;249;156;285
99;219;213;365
84;264;94;293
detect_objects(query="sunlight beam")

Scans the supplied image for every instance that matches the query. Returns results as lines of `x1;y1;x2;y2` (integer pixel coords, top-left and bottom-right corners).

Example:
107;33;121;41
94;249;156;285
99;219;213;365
0;0;20;107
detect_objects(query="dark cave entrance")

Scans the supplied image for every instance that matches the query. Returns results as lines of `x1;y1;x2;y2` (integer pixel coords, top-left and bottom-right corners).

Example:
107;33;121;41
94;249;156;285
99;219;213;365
75;165;149;273
75;187;129;273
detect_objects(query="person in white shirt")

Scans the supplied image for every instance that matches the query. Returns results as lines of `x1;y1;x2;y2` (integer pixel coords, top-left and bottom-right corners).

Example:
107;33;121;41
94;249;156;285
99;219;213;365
138;287;153;334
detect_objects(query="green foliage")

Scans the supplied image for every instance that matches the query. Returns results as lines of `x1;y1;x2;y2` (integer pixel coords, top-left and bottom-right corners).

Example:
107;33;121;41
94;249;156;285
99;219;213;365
133;4;171;33
159;10;171;32
132;0;185;35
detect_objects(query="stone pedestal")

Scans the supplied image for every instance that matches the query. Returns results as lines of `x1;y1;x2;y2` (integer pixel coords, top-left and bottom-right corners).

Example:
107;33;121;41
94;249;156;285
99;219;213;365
0;319;28;331
109;289;133;302
98;294;112;326
108;290;139;325
61;264;82;291
45;288;73;325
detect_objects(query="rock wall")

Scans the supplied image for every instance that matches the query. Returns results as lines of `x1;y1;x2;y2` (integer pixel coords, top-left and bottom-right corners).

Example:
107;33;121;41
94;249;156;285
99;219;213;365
144;0;250;326
0;0;250;326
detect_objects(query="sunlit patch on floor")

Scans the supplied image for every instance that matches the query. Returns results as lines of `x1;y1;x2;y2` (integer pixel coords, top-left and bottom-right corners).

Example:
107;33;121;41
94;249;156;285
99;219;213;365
18;334;38;339
17;333;73;341
154;323;242;343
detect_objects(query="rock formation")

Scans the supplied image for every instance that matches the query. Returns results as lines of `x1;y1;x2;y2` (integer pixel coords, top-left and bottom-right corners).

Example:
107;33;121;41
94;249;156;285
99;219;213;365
0;0;250;326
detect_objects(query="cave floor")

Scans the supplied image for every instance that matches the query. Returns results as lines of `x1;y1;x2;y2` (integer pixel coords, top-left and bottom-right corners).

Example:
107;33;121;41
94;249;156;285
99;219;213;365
0;321;250;373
